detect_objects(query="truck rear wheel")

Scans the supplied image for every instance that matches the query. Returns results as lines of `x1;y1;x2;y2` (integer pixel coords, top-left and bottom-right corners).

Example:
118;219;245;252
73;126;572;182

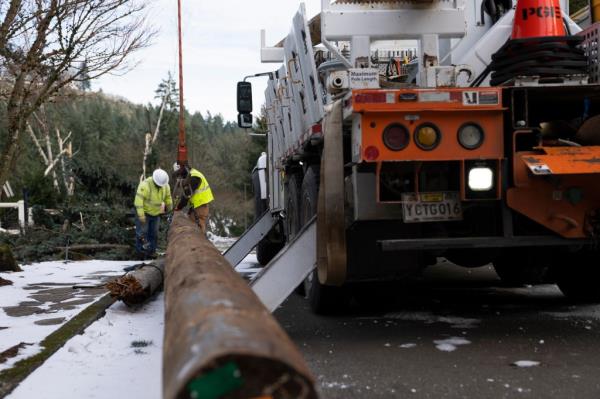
555;250;600;302
301;166;347;314
252;171;282;266
285;173;302;241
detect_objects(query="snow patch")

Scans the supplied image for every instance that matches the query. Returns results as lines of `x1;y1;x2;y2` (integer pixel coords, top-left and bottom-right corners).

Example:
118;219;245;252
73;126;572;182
434;337;471;352
382;312;480;328
399;343;417;349
208;232;237;252
544;305;600;320
234;254;261;281
1;343;41;369
323;381;352;389
512;360;540;368
0;260;137;371
8;294;164;399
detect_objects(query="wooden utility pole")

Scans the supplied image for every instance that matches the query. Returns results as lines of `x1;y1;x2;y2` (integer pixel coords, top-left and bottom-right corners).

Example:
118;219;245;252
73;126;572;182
163;212;317;399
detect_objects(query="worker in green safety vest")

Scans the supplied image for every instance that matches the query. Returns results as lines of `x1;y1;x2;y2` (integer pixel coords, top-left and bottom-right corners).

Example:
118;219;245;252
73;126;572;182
173;163;214;233
134;168;173;258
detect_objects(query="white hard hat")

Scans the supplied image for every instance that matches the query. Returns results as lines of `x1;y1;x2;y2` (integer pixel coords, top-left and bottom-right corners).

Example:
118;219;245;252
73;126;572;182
173;162;180;172
152;168;169;187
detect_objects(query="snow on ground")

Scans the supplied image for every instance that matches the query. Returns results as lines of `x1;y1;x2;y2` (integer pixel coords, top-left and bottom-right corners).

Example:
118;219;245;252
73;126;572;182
8;293;164;399
208;233;237;253
209;235;262;281
512;360;541;368
433;337;471;352
0;260;138;370
235;253;262;281
399;343;417;349
3;248;261;398
380;312;481;329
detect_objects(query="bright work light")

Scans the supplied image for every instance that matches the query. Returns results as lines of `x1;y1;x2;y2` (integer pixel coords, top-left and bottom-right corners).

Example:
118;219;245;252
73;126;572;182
468;167;493;191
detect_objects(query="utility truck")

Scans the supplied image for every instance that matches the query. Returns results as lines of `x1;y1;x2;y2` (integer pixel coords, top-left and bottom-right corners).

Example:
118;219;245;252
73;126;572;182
231;0;600;313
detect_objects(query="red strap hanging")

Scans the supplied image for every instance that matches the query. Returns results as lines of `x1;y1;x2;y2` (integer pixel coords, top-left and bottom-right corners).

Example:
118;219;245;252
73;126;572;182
177;0;188;166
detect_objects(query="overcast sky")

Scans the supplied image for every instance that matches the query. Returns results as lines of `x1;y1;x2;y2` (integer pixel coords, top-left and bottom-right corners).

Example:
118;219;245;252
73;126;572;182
96;0;322;122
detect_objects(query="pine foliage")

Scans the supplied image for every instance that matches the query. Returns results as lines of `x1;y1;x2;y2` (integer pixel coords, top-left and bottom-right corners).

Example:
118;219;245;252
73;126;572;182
0;89;265;261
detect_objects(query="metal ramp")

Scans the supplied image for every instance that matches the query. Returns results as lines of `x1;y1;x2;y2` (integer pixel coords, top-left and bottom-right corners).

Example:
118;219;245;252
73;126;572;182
224;211;316;312
223;211;279;267
251;218;316;312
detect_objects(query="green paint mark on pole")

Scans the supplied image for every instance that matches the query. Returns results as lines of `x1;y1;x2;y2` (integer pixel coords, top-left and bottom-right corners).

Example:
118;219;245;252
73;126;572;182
187;362;243;399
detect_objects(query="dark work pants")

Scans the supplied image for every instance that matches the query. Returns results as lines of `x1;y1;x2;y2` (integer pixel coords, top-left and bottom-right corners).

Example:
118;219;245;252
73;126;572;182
135;213;159;256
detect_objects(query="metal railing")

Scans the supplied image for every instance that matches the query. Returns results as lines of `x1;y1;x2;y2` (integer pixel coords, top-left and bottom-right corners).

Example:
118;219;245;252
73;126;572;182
0;200;33;230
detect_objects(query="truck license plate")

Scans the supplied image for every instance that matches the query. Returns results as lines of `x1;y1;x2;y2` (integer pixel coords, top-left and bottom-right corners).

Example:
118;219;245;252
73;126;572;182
401;192;462;223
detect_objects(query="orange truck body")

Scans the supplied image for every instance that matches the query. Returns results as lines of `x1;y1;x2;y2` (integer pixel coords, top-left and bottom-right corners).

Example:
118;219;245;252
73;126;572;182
348;86;600;240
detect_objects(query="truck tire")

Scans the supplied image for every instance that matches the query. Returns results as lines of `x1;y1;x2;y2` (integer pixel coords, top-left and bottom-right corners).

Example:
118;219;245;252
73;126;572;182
555;250;600;302
285;173;302;240
301;166;347;314
493;248;550;286
252;171;282;266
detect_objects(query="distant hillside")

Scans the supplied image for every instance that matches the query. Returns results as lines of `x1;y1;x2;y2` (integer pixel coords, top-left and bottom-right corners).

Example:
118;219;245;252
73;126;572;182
0;90;265;237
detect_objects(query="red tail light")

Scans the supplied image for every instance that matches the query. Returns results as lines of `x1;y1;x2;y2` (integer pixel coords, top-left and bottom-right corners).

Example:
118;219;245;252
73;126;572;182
382;124;410;151
364;146;380;161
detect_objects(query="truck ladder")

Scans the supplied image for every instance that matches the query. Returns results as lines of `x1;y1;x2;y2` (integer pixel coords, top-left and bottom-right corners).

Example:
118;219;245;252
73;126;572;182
251;217;316;312
223;211;279;267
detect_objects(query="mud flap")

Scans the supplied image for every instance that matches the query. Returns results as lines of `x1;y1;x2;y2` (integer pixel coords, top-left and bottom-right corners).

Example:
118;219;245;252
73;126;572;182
317;100;347;286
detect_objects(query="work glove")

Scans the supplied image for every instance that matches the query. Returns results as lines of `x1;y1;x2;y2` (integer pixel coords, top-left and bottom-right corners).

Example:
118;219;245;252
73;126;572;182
139;215;146;226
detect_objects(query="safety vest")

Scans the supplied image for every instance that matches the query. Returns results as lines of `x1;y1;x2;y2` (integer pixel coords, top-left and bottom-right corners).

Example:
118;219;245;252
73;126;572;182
189;169;214;208
134;177;173;217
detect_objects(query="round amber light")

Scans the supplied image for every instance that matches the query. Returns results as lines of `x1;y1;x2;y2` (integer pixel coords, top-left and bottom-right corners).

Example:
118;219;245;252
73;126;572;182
414;124;440;150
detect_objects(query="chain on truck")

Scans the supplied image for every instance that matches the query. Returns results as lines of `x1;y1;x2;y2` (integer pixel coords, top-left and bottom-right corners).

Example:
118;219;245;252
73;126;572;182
234;0;600;314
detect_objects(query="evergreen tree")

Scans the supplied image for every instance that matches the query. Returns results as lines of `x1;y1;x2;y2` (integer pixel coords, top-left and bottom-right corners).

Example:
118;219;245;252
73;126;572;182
77;62;92;92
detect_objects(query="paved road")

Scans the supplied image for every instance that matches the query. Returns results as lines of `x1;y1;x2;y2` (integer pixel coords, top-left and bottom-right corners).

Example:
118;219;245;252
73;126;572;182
275;261;600;398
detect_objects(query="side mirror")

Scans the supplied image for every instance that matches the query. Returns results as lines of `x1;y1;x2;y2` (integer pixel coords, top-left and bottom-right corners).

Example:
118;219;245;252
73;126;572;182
237;81;253;114
238;113;253;128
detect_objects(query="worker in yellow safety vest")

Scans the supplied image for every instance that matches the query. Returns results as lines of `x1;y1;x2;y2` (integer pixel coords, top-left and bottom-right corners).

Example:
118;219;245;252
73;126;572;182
134;168;173;258
173;163;214;233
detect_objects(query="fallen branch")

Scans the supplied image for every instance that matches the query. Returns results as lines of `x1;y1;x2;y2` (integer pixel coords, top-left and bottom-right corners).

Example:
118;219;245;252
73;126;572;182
106;261;164;305
57;244;130;252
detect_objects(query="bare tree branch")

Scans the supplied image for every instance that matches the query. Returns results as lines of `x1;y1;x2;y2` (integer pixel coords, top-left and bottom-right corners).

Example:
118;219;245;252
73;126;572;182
43;147;68;177
0;0;155;191
26;122;49;164
141;81;170;180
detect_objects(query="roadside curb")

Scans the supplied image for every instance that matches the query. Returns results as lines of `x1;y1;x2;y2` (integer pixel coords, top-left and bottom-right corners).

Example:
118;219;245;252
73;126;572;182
0;293;116;397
